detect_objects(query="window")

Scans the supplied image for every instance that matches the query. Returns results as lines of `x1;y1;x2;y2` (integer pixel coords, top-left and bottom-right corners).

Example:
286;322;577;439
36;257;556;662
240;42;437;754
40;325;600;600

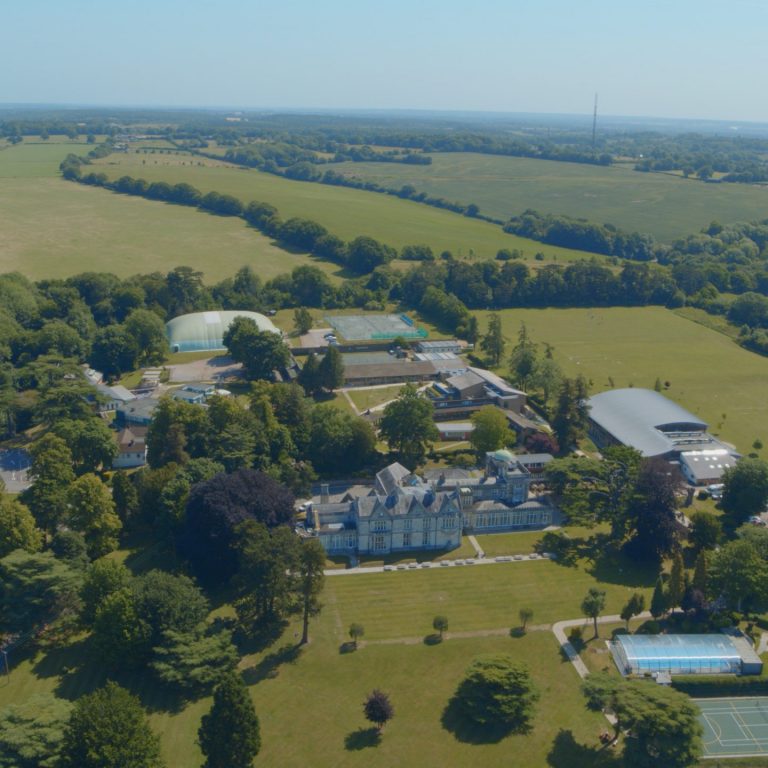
441;516;455;530
403;519;412;531
373;520;387;533
373;534;386;550
403;532;412;547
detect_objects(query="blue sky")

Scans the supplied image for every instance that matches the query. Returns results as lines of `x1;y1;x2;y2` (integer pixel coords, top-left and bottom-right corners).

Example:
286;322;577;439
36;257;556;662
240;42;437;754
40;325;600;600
3;0;767;122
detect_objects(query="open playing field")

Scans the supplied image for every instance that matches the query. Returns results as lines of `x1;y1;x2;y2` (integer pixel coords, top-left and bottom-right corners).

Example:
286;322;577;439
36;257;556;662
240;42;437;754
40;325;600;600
323;153;768;242
0;556;649;768
698;698;768;758
89;151;601;263
0;141;341;281
476;306;768;456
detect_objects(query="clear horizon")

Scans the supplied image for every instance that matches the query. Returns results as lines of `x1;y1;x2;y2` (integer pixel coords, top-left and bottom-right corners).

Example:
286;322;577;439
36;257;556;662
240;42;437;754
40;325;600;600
3;0;767;123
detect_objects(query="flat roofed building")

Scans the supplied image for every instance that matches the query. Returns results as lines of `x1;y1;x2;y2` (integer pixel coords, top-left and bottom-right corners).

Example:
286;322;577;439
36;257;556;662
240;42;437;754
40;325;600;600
680;449;738;486
612;633;762;677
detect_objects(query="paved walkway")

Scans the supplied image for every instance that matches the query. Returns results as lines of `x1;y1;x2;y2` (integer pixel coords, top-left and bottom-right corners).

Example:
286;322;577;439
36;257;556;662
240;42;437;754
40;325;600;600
467;534;484;558
324;551;552;576
551;611;652;680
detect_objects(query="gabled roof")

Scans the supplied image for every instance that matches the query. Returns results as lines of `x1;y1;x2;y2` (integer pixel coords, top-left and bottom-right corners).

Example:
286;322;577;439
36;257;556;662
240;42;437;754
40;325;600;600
374;463;413;496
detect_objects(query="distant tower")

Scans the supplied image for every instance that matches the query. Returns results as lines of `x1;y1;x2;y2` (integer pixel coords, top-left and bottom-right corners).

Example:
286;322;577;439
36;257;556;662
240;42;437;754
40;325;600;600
592;93;598;149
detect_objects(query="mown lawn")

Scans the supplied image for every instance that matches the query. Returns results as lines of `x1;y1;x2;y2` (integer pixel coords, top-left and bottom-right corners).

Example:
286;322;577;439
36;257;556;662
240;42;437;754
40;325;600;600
476;306;768;457
322;152;768;242
0;555;655;768
347;385;404;412
88;152;600;264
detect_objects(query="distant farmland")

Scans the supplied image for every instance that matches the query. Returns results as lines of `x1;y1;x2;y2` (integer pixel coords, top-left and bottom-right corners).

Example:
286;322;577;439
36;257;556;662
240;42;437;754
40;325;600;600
322;153;768;242
0;141;339;281
89;150;600;263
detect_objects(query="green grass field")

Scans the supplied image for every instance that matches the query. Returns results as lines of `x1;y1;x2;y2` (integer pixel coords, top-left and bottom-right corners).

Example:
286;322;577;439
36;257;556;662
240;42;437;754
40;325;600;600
476;306;768;455
0;141;343;281
88;152;601;263
347;385;404;411
0;555;644;768
323;153;768;242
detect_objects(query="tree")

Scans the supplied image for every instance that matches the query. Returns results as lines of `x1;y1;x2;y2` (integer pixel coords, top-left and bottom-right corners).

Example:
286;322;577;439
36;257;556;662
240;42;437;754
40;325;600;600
529;357;563;410
50;530;89;571
80;558;131;626
689;510;722;552
234;521;300;630
223;317;290;380
293;307;313;335
52;418;118;475
581;587;606;638
22;433;75;536
363;690;394;732
480;313;505;367
92;588;151;666
626;458;681;561
433;614;449;640
615;681;702;767
508;323;538;390
198;672;260;768
379;384;438;467
346;236;396;274
298;539;325;644
151;627;238;693
0;550;81;636
620;593;646;630
551;376;590;453
317;345;345;391
722;458;768;524
0;496;41;557
112;470;139;524
650;576;668;619
59;682;164;768
180;469;295;585
0;693;72;768
470;406;513;455
668;551;685;612
124;309;168;366
298;352;321;395
582;673;703;765
693;550;709;593
307;405;376;475
349;622;365;649
66;474;122;558
709;539;768;611
455;655;539;731
133;569;210;646
518;607;534;632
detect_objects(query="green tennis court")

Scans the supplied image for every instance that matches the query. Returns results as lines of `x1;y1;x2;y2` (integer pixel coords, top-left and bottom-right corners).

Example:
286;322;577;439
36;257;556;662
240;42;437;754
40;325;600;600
697;697;768;758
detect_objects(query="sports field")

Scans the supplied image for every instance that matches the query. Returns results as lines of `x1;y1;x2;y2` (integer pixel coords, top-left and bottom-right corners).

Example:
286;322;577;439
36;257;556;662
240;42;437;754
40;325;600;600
323;153;768;242
0;141;340;281
88;151;601;263
698;697;768;758
477;306;768;455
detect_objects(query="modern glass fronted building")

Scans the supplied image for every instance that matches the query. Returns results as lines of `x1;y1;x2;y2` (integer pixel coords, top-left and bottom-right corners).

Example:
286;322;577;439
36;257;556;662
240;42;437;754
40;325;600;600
612;634;762;676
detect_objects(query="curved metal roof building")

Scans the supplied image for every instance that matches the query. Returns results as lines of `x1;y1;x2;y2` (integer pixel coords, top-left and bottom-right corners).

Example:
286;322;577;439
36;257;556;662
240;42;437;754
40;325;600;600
587;388;708;457
166;310;280;353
